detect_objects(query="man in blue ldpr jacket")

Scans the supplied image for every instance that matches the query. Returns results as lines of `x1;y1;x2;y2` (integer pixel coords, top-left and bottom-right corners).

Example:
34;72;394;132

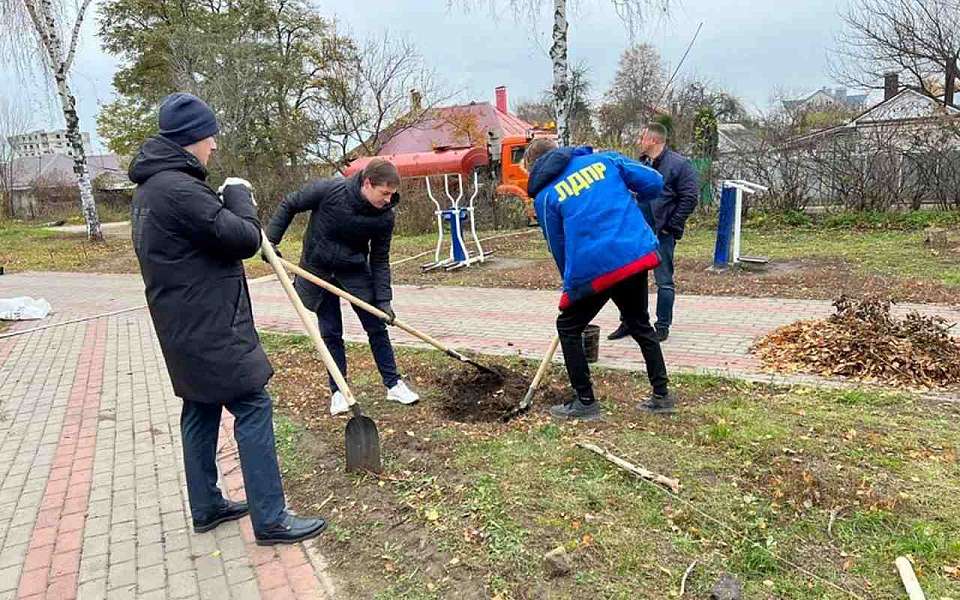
524;138;676;419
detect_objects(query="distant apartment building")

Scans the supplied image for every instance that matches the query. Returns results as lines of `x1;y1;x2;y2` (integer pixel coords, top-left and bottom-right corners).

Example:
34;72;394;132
8;129;94;159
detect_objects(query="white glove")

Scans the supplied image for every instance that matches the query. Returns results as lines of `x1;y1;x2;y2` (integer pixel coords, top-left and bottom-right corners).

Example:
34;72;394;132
218;177;257;205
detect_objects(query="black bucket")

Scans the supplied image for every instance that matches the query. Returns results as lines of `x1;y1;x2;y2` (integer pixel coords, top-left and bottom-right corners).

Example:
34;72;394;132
582;324;600;363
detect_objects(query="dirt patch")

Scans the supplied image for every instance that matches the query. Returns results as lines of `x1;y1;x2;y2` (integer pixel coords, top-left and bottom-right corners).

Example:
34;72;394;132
677;257;960;304
433;366;567;423
394;240;960;304
280;423;490;599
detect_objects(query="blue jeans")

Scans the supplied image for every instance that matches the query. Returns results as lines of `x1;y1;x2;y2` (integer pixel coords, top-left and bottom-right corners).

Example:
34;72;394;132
648;232;677;330
315;288;400;393
180;388;286;533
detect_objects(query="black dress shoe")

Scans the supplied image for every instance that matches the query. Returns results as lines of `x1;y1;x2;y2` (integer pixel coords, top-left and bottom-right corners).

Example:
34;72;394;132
193;499;249;533
607;323;630;340
655;326;669;342
255;514;328;546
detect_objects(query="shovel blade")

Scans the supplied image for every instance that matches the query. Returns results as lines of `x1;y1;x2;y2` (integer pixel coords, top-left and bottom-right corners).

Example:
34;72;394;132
345;415;382;473
468;359;501;377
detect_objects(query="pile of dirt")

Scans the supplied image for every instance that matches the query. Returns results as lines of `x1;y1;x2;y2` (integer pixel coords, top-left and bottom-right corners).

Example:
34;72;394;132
752;295;960;388
436;366;524;422
435;365;569;422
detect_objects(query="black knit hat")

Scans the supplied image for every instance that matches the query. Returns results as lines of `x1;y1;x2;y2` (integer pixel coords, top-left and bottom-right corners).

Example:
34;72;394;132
158;93;220;146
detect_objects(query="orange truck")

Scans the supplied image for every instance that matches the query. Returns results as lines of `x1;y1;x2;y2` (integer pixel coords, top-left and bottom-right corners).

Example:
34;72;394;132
343;129;555;224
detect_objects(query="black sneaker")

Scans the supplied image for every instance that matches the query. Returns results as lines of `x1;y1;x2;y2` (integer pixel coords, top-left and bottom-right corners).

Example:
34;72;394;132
637;391;677;414
193;499;249;533
549;397;601;420
655;326;669;342
255;513;328;546
607;323;630;340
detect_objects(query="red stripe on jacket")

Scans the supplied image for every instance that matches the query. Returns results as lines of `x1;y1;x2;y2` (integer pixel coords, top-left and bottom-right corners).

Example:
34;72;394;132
558;250;661;311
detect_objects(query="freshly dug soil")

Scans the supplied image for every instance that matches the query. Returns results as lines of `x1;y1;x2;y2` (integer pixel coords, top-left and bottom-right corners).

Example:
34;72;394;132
437;365;569;423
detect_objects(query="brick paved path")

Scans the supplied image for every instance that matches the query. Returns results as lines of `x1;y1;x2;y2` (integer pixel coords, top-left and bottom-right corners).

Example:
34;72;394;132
0;310;334;600
1;271;958;599
5;271;960;387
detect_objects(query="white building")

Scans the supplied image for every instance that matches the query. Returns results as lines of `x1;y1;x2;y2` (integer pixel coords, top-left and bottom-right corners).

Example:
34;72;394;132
8;129;94;159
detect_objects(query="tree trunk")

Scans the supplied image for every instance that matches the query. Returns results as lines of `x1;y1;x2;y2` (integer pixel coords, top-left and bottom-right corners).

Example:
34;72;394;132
945;58;957;107
549;0;569;145
57;76;102;241
36;0;103;241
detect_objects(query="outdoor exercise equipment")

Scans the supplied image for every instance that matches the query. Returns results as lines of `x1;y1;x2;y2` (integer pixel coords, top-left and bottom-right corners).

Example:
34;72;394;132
421;171;492;272
712;179;770;269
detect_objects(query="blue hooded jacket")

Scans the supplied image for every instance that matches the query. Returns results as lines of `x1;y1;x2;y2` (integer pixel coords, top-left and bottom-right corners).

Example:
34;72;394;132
527;146;664;309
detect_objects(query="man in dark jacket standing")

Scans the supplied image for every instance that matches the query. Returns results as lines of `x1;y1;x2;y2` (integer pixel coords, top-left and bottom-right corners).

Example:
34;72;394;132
130;92;325;545
608;122;699;342
265;158;419;416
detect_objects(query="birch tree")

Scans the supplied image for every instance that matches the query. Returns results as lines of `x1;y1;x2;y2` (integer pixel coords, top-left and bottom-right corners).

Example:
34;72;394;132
1;0;103;240
459;0;669;145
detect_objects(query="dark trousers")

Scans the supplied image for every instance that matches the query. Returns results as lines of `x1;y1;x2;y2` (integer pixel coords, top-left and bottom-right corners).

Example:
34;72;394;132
620;232;677;330
181;388;286;533
315;287;400;393
649;232;677;329
557;273;669;401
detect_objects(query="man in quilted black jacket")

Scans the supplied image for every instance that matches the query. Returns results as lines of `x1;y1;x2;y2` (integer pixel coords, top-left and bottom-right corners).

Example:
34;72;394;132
265;159;420;415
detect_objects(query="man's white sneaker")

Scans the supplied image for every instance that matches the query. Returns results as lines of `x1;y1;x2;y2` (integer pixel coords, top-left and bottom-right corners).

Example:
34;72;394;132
386;381;419;405
330;391;349;416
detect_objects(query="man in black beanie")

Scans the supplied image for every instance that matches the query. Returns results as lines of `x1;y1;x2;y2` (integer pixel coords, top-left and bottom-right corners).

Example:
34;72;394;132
128;92;326;545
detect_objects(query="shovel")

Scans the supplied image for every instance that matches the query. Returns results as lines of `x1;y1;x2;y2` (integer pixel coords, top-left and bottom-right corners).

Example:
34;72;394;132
260;233;381;473
278;257;500;377
502;334;560;422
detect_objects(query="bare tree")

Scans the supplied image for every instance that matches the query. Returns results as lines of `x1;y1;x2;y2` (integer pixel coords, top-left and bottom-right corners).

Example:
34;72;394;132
457;0;669;145
0;98;31;218
308;33;450;172
722;106;960;213
1;0;103;239
598;43;665;146
832;0;960;105
516;61;596;142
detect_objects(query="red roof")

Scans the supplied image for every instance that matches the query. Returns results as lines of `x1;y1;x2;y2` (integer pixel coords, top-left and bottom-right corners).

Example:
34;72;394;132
343;146;489;178
376;102;533;155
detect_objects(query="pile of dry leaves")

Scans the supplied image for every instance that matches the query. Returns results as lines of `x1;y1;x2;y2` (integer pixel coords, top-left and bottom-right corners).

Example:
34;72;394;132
752;296;960;388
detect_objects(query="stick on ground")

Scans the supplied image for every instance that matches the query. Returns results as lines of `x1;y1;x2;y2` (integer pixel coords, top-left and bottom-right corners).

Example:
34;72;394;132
679;560;697;597
576;442;681;493
895;556;926;600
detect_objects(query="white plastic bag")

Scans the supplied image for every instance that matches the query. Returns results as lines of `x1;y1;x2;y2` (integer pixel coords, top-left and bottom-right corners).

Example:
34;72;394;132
0;297;53;321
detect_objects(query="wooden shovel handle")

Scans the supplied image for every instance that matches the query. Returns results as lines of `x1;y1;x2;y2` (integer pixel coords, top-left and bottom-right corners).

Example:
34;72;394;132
522;335;561;405
279;257;473;363
260;233;357;408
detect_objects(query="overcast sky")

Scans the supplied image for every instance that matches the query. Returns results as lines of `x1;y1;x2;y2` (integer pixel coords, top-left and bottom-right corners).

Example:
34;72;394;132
1;0;862;152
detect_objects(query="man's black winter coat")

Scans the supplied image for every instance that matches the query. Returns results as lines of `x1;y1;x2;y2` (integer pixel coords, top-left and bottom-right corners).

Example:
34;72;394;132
129;135;273;403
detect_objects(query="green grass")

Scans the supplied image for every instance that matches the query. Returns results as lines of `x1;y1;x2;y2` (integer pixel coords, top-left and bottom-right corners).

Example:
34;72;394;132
264;334;960;598
0;218;134;272
273;413;311;481
680;223;960;286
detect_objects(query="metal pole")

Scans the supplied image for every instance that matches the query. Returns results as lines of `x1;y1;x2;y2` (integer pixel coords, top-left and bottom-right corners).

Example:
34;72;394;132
732;186;743;264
